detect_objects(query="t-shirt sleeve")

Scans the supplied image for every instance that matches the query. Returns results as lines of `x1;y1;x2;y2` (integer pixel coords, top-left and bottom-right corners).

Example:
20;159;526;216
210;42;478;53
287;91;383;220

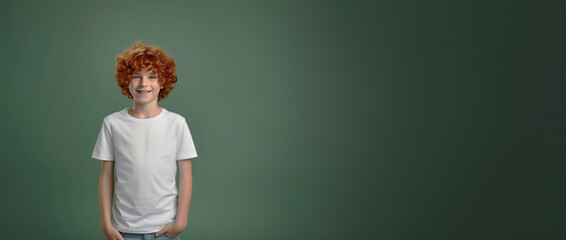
176;117;198;160
92;119;115;161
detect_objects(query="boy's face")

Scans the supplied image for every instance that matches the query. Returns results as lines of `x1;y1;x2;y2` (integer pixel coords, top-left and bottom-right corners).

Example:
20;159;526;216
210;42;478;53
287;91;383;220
128;69;163;105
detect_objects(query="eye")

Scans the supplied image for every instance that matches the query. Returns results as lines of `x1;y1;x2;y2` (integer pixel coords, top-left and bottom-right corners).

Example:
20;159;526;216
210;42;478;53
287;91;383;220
149;76;157;79
132;76;140;79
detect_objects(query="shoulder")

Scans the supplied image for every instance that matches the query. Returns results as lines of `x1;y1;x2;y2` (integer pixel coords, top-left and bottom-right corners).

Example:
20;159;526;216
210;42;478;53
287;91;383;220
163;108;189;123
104;109;125;122
101;108;127;125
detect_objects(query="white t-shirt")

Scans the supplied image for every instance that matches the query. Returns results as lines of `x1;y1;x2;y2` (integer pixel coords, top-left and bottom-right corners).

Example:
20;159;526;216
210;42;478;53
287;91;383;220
92;107;198;233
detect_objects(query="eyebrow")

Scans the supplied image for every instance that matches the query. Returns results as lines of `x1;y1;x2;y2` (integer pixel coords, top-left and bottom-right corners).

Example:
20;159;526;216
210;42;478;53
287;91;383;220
132;73;157;76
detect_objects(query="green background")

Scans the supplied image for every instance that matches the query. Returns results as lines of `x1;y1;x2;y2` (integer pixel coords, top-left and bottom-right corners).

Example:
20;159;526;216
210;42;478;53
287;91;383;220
0;0;564;239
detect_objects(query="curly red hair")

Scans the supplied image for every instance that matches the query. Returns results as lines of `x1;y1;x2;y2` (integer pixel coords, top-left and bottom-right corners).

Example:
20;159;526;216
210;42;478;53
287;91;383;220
115;40;177;101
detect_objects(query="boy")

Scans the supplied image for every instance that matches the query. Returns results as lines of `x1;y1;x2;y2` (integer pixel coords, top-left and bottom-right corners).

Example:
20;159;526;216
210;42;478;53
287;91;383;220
92;41;198;240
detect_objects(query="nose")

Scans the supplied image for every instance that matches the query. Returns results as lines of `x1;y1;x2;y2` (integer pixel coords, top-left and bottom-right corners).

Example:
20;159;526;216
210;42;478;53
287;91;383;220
139;76;148;87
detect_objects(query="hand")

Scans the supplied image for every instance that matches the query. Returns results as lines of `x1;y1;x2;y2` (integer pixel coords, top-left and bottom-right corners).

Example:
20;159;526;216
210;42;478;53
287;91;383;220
155;221;186;237
102;224;124;240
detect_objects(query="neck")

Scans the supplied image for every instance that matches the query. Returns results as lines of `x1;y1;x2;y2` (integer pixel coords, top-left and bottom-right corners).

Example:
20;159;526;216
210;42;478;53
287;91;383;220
129;102;162;119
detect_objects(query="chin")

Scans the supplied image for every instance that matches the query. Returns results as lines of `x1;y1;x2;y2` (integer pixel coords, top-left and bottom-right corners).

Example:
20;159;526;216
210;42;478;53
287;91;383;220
135;99;154;104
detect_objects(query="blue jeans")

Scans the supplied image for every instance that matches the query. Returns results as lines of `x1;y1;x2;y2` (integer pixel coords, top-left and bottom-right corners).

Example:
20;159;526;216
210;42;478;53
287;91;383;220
119;231;180;240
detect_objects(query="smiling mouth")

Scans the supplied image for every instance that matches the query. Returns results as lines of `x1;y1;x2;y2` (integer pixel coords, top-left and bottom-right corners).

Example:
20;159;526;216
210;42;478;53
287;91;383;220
137;90;152;94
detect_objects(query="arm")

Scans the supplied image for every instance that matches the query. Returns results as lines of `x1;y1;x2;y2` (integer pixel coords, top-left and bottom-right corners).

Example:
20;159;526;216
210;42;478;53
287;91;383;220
156;159;193;237
99;160;115;229
176;159;193;227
